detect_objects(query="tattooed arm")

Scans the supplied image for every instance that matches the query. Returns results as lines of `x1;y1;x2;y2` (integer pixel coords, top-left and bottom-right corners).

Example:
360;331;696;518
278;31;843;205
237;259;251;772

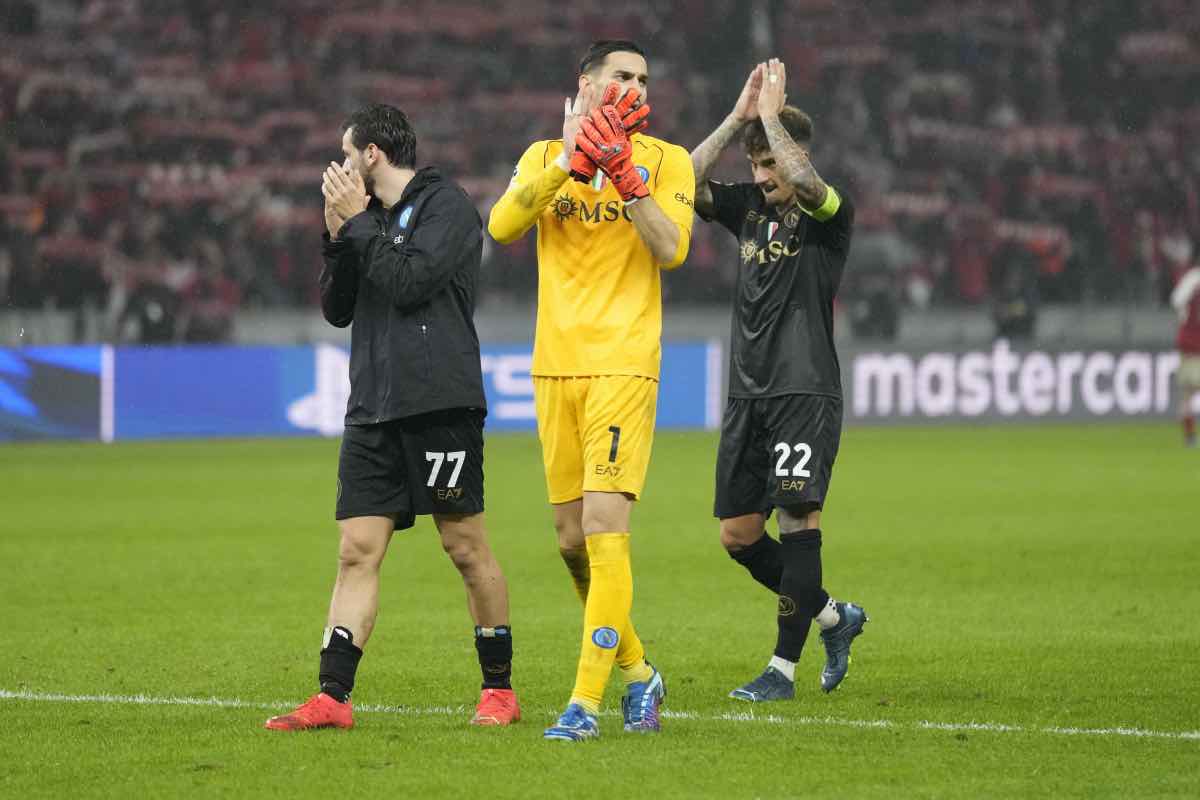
757;58;829;211
691;116;746;218
691;64;764;218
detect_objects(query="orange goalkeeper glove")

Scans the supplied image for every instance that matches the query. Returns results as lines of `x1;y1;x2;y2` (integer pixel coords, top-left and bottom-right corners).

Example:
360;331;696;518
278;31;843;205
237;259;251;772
574;105;650;203
568;83;650;183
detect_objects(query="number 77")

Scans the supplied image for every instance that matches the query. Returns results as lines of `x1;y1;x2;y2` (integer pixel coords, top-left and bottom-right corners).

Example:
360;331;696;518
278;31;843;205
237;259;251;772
426;451;467;487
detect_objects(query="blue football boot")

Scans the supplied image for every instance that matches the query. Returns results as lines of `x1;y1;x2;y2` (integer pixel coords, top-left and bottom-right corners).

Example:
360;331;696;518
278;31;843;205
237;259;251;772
728;665;795;702
543;702;599;741
621;664;666;732
820;602;868;692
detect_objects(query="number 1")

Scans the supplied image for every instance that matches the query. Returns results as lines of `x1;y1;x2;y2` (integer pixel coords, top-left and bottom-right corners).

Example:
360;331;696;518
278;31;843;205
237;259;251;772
607;426;621;463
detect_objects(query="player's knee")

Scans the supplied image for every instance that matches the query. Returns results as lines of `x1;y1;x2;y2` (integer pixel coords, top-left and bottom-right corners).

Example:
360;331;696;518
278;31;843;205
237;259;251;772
552;515;578;540
442;536;485;573
553;513;584;553
719;518;761;552
580;494;633;534
719;526;745;553
336;533;385;572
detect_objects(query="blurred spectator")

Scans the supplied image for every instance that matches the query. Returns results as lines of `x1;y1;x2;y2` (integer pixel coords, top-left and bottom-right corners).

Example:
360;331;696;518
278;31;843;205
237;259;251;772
1;0;1198;343
992;244;1039;340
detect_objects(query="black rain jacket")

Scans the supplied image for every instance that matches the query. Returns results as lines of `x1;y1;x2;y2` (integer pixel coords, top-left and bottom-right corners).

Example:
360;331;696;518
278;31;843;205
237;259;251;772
319;166;486;424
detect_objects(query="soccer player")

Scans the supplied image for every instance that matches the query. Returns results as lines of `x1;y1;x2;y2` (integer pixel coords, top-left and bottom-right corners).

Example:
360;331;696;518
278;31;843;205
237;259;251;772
266;103;519;730
1171;264;1200;447
487;40;695;740
690;60;868;701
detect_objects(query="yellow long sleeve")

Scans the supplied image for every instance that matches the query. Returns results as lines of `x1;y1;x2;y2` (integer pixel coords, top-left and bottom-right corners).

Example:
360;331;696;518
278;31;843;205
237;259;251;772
487;144;569;243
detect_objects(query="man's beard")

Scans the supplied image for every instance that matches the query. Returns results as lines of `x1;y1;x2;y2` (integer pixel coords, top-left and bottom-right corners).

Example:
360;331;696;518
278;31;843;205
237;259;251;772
362;174;375;196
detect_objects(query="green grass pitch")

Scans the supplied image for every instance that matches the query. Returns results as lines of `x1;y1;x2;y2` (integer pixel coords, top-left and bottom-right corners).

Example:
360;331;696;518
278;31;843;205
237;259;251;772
2;424;1198;798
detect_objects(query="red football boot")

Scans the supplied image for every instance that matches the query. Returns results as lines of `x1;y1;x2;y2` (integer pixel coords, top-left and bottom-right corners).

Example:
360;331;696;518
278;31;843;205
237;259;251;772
470;688;521;726
264;693;353;731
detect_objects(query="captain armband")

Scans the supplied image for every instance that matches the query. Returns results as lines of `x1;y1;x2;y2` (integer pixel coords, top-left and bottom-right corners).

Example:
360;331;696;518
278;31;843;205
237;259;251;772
803;185;841;222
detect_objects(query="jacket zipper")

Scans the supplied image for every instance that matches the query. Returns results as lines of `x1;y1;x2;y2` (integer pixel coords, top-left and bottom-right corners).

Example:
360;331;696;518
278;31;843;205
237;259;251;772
419;319;432;378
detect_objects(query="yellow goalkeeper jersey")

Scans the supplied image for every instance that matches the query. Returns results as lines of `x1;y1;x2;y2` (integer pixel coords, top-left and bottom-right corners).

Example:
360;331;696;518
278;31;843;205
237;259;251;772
488;134;695;379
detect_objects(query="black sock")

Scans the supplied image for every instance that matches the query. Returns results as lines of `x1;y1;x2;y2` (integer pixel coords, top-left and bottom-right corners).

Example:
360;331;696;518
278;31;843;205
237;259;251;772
774;529;830;663
728;533;783;593
475;625;513;690
318;626;363;703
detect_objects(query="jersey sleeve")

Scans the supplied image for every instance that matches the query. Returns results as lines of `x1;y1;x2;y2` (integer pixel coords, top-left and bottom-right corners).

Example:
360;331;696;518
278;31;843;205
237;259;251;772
487;141;567;244
700;180;755;237
809;185;854;256
651;144;697;269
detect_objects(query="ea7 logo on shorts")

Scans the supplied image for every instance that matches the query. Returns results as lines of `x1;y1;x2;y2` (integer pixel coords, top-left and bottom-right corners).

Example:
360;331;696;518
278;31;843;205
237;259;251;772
591;627;620;649
437;487;464;501
594;464;622;477
778;479;806;493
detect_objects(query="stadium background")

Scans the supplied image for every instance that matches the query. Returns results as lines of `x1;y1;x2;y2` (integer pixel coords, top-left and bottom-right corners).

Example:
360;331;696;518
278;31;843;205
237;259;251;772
2;5;1199;798
3;0;1200;438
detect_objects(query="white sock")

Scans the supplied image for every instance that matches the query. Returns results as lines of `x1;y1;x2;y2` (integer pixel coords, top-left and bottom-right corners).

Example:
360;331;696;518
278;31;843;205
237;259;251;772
815;597;841;630
768;655;796;681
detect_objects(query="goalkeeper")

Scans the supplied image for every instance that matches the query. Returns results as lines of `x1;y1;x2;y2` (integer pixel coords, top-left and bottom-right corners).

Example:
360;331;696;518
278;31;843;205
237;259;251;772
488;40;695;741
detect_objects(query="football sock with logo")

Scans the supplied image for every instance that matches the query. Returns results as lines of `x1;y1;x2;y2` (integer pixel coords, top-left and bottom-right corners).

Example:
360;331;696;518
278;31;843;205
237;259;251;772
774;530;829;662
569;532;634;715
318;626;363;703
475;626;513;690
728;532;783;593
562;547;649;684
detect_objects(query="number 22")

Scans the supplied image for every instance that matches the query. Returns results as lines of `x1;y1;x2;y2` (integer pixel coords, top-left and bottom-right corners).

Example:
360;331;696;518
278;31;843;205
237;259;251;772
773;442;812;478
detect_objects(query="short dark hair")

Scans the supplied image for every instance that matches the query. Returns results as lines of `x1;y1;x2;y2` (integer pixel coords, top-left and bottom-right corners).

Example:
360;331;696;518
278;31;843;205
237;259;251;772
342;103;417;168
743;106;814;155
579;39;646;75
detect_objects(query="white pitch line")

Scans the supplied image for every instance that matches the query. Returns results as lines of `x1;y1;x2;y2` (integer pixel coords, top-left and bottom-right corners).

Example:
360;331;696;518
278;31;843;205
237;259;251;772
2;689;1198;742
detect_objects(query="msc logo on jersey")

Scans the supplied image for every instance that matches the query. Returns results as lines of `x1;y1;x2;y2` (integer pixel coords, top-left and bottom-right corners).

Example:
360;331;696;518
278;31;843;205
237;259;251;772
553;193;634;224
742;235;803;266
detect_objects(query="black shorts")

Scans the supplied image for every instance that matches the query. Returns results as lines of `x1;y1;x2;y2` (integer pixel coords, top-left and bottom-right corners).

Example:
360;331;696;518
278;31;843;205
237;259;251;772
336;407;485;531
713;394;842;519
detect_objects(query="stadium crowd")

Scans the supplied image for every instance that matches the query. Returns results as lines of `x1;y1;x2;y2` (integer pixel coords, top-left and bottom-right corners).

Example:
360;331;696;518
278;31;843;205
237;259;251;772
1;0;1198;341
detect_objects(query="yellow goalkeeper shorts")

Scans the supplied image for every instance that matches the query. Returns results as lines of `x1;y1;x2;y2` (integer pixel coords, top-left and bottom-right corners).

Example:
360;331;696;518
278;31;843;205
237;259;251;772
533;375;658;504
